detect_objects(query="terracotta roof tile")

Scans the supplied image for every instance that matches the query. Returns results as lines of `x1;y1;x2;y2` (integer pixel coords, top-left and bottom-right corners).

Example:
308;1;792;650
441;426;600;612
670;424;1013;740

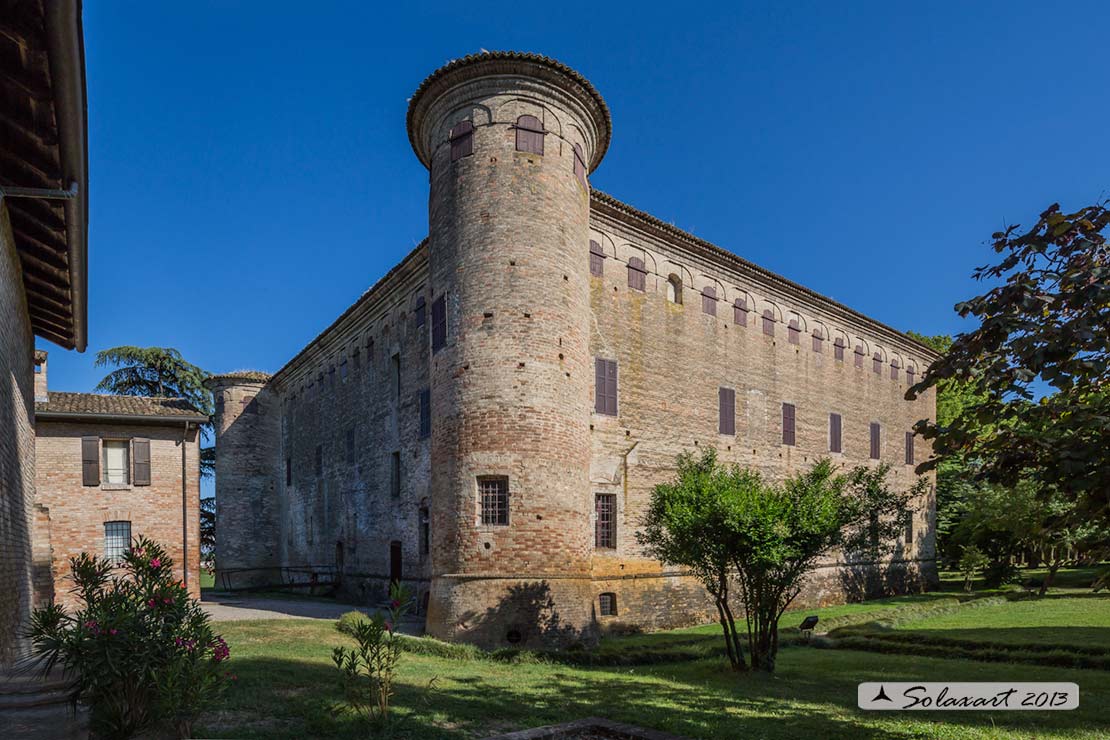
35;392;208;420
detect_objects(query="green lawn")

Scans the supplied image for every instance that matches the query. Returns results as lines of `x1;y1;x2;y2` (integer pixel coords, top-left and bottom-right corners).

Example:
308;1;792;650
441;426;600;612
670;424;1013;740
200;569;215;589
198;593;1110;739
884;595;1110;650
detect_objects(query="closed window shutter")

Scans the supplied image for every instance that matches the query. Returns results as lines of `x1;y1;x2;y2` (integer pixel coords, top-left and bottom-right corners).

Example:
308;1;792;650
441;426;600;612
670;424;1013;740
605;360;618;415
81;436;100;486
762;310;775;336
905;431;914;465
719;387;735;435
788;320;800;345
870;423;881;459
595;359;605;413
782;403;796;446
829;413;842;452
133;438;151;486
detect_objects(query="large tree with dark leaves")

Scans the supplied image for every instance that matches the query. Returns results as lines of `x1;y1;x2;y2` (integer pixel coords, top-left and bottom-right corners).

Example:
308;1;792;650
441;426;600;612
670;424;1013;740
907;202;1110;521
95;346;215;478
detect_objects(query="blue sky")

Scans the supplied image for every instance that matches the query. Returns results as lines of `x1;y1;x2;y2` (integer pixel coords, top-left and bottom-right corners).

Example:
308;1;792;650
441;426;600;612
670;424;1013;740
41;2;1109;498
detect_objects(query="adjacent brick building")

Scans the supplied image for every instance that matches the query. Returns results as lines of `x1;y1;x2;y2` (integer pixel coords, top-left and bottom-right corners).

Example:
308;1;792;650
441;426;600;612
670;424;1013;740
1;2;90;736
210;52;940;648
31;351;206;609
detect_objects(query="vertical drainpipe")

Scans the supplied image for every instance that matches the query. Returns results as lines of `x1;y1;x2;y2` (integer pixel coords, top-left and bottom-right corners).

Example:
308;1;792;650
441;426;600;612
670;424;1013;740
182;421;190;591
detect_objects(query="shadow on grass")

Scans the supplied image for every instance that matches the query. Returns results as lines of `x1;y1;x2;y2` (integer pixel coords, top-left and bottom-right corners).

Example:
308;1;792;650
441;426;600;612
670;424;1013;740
194;650;1108;740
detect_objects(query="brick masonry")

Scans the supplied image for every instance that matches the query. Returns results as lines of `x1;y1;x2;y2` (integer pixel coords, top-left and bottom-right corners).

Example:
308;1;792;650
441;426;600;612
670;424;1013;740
33;418;202;609
210;53;939;649
0;203;36;664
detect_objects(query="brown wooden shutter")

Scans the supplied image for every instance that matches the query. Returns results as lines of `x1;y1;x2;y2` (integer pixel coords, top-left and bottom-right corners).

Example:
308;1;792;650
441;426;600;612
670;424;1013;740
589;240;604;277
870;422;881;459
782;403;796;446
834;338;845;361
733;298;748;326
812;331;823;353
762;310;775;336
701;287;717;316
627;257;645;291
450;120;474;161
719;387;735;435
605;360;618;415
788;320;800;345
905;431;914;465
132;438;151;486
829;413;842;453
81;436;100;486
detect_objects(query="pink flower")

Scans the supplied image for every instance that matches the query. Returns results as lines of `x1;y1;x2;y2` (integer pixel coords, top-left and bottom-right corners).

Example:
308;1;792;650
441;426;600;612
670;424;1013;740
384;621;393;632
163;597;172;604
390;599;401;609
109;628;118;636
134;548;145;557
147;599;157;608
150;558;161;569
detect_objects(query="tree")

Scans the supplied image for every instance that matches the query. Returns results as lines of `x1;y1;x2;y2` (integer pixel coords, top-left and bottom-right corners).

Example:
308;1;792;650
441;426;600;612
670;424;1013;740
907;202;1110;520
199;496;216;573
637;450;754;671
905;332;987;565
95;346;215;478
639;450;921;673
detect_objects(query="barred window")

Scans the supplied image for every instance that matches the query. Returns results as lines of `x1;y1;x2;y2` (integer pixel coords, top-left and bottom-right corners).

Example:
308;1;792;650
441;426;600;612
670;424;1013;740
599;592;617;616
595;493;616;549
515;115;544;155
449;120;474;161
479;477;509;525
104;520;131;564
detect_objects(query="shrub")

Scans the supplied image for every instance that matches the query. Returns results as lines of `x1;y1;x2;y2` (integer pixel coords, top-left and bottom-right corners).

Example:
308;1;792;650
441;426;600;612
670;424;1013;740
336;610;369;636
28;537;232;739
332;583;410;724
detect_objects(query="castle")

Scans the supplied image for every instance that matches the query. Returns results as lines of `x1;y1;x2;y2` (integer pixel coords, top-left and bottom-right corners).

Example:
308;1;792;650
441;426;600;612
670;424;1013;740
208;52;939;648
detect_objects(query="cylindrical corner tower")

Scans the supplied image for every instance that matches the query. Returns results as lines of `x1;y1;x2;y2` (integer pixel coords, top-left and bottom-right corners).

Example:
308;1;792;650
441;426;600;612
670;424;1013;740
205;372;281;589
408;52;611;647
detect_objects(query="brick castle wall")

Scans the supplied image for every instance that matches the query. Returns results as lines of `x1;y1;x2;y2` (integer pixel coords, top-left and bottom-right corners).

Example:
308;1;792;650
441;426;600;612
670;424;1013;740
0;203;36;663
211;54;938;648
33;421;202;607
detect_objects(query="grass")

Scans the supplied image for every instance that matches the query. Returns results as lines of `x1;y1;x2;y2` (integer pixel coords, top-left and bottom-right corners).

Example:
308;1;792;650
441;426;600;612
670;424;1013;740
200;569;215;589
197;584;1110;739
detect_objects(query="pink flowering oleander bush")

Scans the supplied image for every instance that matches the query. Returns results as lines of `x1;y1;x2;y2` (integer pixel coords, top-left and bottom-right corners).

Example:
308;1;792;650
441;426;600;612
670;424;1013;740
28;536;232;739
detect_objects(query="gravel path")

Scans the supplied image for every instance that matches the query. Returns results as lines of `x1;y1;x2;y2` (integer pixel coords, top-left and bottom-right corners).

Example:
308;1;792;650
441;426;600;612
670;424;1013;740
201;592;423;633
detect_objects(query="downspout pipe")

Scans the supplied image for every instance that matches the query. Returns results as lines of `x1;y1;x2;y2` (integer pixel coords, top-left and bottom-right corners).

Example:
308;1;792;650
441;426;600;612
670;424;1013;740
182;421;191;592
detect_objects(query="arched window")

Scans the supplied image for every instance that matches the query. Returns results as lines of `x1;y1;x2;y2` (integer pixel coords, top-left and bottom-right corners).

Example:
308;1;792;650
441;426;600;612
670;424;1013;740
854;344;865;368
812;329;824;353
666;275;683;304
515;115;544;155
906;363;916;383
834;337;846;361
701;286;717;316
733;297;748;326
890;358;901;381
762;309;775;337
449;120;474;161
873;352;883;375
627;257;646;291
573;143;587;187
788;318;801;345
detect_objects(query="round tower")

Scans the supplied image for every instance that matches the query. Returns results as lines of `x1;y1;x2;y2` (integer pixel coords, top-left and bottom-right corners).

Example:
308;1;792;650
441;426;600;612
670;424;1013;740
205;371;281;589
408;52;611;647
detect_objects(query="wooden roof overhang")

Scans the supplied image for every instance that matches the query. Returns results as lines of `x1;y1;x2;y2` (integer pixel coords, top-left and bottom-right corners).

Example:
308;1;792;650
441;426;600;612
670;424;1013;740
0;0;88;351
